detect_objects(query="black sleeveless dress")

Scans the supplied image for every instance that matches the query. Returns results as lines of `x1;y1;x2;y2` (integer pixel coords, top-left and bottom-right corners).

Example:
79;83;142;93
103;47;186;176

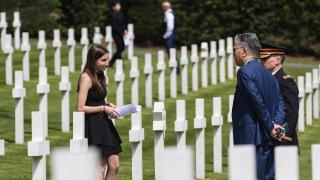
77;74;122;158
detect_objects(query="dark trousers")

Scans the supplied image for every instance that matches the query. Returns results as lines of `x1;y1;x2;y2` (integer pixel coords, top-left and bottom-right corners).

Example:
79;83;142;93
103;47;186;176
256;145;275;180
109;35;125;67
164;34;179;73
164;34;176;57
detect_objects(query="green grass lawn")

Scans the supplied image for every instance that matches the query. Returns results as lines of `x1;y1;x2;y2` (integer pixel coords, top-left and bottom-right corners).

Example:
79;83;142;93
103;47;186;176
0;40;319;179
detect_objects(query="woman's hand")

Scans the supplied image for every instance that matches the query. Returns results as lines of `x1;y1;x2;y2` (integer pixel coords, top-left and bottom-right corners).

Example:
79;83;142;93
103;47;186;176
104;106;119;119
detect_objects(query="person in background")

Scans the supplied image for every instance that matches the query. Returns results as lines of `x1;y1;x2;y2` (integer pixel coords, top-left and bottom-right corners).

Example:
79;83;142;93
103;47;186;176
108;1;127;67
232;33;285;180
77;44;122;180
260;42;299;148
162;1;179;73
162;1;176;56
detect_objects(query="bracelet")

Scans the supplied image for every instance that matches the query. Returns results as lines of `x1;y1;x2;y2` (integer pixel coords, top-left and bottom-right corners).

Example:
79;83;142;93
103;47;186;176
100;106;104;113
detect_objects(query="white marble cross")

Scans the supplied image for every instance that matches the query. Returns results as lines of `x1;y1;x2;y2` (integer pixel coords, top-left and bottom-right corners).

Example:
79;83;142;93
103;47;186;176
12;71;26;144
226;37;234;80
211;97;223;173
37;67;50;137
144;53;153;108
174;100;188;151
190;44;199;91
37;30;47;68
169;48;177;98
210;41;218;85
105;26;113;54
53;29;62;75
115;60;125;106
21;32;31;81
153;102;166;180
93;26;102;44
157;51;166;101
180;46;188;95
67;28;76;72
312;69;319;119
193;98;206;179
218;39;226;83
80;27;89;71
312;144;320;180
305;72;313;125
28;111;50;180
0;12;7;51
130;57;140;105
200;42;209;88
59;67;71;132
228;95;234;147
70;112;88;153
3;34;13;85
297;76;305;132
12;12;21;49
127;24;135;60
0;139;4;156
129;106;144;180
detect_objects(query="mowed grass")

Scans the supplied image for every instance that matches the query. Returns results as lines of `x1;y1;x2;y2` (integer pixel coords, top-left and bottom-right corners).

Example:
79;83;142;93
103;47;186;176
0;40;319;179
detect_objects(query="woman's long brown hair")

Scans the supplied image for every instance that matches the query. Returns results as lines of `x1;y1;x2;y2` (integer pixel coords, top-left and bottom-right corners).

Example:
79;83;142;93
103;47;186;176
83;44;109;92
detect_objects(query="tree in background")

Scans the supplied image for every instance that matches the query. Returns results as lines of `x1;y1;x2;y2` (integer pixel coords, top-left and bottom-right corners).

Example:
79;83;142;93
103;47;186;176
0;0;60;38
0;0;319;56
59;0;108;40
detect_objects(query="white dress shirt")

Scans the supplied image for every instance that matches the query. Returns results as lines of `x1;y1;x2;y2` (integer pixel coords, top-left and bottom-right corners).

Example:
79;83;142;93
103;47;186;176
163;9;174;39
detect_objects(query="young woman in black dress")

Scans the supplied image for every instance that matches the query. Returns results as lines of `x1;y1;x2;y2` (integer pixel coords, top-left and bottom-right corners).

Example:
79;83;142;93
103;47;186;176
77;44;121;180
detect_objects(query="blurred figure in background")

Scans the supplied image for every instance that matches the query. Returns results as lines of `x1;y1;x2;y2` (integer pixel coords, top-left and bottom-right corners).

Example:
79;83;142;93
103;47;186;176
162;1;179;73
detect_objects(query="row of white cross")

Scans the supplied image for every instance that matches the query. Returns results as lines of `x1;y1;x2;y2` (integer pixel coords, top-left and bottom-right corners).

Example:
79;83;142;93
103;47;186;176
3;95;319;180
2;68;320;179
2;57;320;179
10;66;70;144
297;68;320;131
0;11;135;84
6;37;237;144
0;12;21;50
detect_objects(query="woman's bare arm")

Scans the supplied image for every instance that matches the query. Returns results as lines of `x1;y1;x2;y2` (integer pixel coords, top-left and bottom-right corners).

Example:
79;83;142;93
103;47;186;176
77;73;119;118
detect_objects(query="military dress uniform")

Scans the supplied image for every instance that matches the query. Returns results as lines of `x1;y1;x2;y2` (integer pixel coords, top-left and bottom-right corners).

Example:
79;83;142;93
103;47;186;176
260;43;299;147
274;68;299;146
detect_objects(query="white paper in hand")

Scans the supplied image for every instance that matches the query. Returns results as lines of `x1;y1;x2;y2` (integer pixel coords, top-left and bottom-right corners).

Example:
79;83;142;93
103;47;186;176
115;104;140;117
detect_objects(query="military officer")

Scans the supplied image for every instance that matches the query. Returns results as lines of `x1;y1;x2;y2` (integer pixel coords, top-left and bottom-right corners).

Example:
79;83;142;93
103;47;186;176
259;42;299;147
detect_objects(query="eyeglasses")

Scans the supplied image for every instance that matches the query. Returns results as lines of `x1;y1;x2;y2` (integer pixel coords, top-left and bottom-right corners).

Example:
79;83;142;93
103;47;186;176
233;46;245;52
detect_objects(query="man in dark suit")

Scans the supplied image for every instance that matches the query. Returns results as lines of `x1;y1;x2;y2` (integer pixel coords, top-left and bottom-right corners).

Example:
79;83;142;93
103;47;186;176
259;43;299;147
232;33;286;180
108;1;127;67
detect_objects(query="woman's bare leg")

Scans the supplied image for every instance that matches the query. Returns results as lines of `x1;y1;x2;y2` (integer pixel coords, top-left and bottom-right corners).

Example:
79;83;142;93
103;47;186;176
105;155;120;180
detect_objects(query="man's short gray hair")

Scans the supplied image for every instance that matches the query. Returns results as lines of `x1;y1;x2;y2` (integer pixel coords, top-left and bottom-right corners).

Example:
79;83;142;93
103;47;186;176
235;33;261;57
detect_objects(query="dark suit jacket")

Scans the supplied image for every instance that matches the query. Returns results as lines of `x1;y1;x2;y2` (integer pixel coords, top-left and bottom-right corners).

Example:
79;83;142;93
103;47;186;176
232;59;285;145
110;11;126;37
274;68;299;146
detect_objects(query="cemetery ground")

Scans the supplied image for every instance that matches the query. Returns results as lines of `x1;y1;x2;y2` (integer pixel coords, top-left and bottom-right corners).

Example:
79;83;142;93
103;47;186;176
0;40;319;179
